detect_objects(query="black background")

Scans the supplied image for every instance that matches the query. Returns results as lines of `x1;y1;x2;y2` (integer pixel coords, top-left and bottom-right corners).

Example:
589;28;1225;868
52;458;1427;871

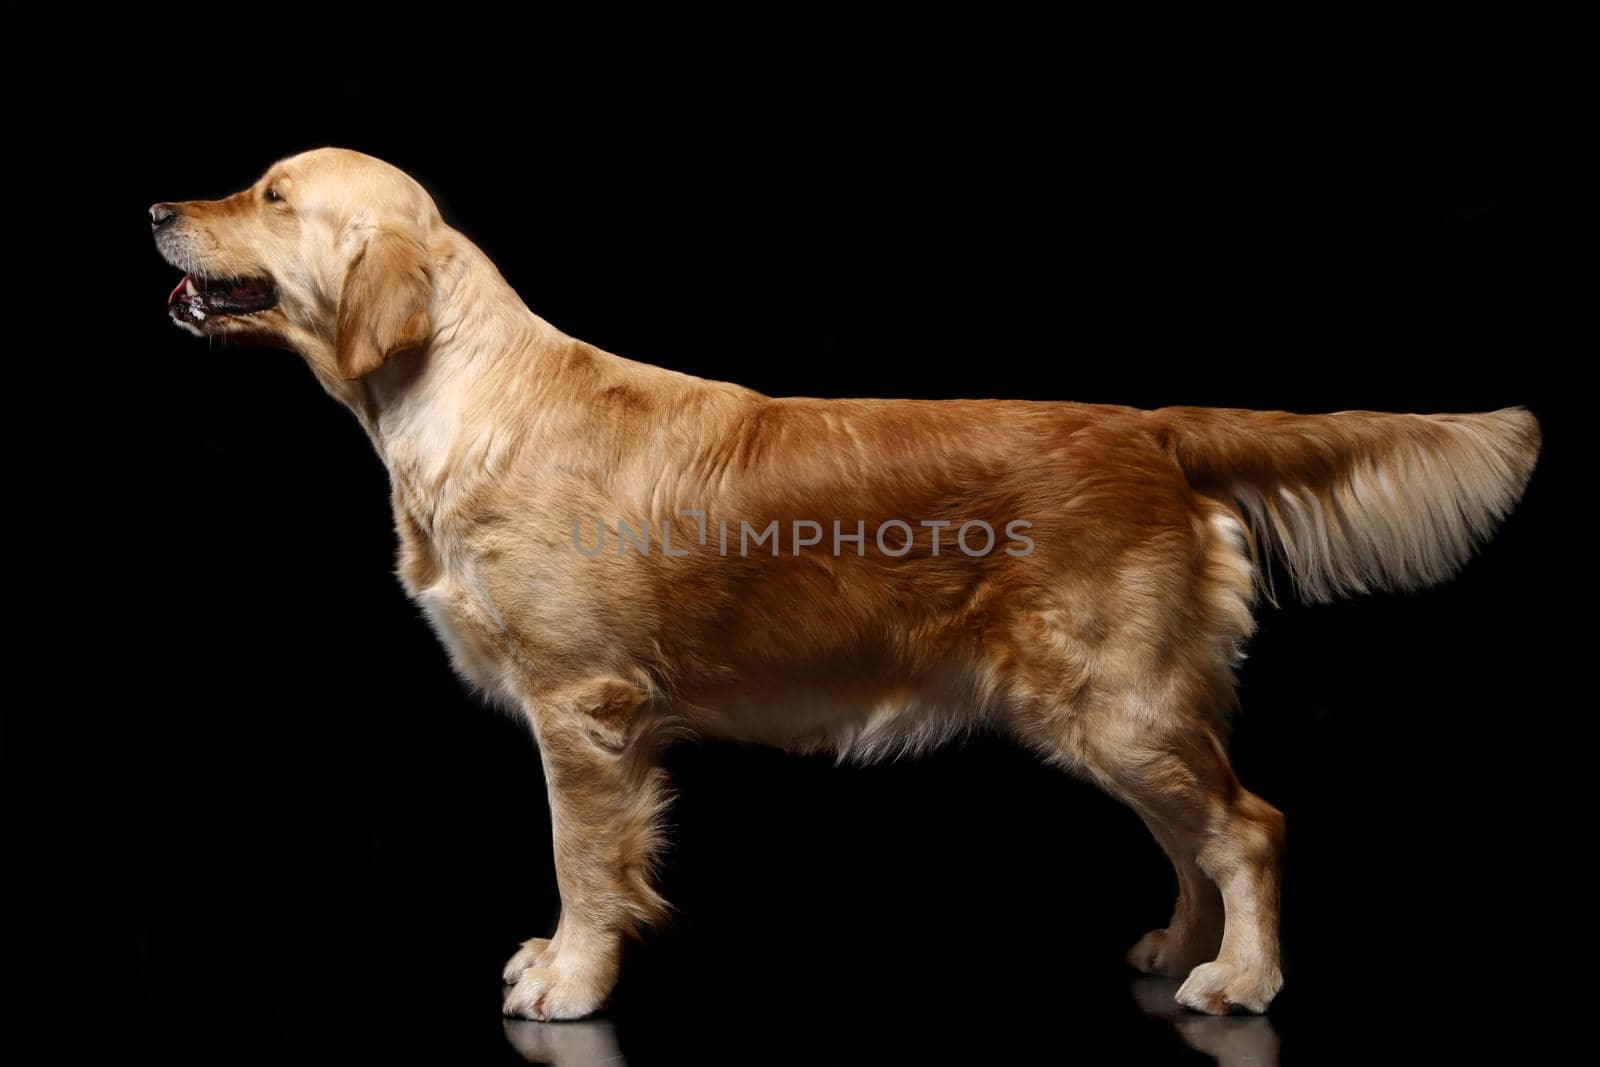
9;27;1578;1065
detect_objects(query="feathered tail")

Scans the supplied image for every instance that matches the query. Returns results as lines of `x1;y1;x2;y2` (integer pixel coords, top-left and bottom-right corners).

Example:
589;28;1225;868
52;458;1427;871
1153;405;1541;603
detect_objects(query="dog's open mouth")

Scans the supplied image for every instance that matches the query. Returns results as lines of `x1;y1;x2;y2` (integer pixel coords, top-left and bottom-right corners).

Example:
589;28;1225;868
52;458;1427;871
167;273;278;324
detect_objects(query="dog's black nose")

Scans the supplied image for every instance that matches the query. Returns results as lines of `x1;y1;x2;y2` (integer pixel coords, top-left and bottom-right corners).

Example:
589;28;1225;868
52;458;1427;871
149;203;178;228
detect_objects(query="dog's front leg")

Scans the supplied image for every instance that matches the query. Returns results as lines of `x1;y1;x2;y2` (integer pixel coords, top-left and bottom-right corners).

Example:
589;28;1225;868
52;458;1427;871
502;677;669;1021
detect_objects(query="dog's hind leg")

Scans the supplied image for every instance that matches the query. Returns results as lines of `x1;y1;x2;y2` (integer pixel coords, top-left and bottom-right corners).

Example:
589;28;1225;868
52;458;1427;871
1011;689;1285;1015
1124;812;1225;978
1098;718;1284;1014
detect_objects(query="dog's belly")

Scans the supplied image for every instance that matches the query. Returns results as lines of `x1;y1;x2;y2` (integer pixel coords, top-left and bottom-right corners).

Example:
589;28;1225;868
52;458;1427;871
687;664;1001;763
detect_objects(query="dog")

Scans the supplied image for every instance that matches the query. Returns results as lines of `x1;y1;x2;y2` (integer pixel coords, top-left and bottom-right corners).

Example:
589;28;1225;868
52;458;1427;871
151;147;1540;1020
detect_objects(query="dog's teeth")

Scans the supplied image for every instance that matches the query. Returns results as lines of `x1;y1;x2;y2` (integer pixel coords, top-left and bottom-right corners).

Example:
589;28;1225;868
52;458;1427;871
185;278;199;297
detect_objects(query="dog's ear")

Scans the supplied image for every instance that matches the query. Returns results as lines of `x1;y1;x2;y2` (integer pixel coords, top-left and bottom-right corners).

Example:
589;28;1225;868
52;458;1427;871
335;228;434;380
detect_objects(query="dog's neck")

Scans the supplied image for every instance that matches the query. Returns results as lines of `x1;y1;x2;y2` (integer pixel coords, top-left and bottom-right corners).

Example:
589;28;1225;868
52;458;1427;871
317;228;558;528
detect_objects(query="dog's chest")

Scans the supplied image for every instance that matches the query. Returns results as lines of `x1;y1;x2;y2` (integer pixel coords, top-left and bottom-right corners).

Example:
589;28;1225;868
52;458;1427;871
412;564;521;708
393;498;526;709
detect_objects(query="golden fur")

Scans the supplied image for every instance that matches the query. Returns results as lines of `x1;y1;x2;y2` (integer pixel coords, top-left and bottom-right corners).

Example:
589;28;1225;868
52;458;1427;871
152;148;1541;1019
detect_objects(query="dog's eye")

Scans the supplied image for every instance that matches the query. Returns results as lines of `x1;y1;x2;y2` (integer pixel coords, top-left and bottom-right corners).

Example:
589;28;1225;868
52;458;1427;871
264;187;284;203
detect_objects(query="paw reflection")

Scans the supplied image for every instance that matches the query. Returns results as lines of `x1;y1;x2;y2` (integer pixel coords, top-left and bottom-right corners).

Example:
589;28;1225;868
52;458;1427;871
1131;976;1280;1066
503;1016;625;1065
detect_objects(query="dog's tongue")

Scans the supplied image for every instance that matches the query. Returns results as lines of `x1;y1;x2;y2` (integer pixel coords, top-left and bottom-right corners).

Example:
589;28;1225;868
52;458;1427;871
167;274;192;308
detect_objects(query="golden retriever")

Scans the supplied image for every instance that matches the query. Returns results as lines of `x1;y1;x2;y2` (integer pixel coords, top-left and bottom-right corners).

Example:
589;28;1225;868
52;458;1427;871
151;148;1540;1020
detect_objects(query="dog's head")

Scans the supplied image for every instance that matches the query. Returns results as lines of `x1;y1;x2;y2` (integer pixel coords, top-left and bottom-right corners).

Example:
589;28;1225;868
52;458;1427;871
151;147;438;381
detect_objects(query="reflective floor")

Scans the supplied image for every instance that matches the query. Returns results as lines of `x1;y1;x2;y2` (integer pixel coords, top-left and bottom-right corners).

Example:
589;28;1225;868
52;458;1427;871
503;1017;627;1065
1128;979;1281;1067
503;979;1281;1066
504;1016;628;1065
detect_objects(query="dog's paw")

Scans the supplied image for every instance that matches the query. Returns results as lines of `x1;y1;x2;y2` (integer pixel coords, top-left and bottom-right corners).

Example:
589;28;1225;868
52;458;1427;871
1175;960;1282;1015
1126;928;1213;979
503;937;554;984
502;965;608;1022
